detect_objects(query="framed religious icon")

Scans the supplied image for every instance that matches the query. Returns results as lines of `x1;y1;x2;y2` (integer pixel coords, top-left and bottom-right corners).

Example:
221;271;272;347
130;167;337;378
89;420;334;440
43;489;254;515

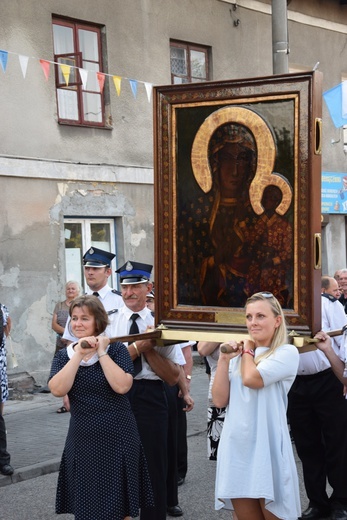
154;71;322;336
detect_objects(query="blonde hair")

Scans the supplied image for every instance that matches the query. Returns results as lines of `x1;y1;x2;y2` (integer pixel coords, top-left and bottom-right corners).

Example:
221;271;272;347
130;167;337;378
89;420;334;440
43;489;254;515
65;280;81;294
245;292;288;365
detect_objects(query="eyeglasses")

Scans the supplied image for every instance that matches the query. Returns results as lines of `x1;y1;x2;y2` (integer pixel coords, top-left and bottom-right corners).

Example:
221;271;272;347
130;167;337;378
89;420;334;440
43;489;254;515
261;292;274;298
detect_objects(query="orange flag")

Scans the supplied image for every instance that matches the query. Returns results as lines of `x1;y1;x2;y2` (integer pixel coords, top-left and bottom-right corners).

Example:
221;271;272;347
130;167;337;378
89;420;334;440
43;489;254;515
39;60;50;81
96;72;105;93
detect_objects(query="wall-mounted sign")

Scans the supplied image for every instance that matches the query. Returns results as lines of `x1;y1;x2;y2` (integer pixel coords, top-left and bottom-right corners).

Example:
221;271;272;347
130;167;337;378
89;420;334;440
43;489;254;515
322;172;347;214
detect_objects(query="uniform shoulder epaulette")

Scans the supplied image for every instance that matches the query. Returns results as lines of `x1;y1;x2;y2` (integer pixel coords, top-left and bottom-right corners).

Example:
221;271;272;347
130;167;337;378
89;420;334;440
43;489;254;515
111;289;122;296
107;308;119;316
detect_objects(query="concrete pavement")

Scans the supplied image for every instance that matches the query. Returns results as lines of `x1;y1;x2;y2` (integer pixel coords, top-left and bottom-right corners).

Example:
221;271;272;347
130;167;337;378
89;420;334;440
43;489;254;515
0;352;309;515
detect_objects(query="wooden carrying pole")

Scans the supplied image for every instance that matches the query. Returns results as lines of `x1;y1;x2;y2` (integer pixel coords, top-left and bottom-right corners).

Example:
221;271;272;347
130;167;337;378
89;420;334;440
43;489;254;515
220;327;347;354
80;326;347;352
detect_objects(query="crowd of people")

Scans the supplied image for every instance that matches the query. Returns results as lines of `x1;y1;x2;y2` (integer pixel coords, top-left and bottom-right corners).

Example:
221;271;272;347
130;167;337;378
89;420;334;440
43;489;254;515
53;248;193;520
2;249;347;520
196;272;347;520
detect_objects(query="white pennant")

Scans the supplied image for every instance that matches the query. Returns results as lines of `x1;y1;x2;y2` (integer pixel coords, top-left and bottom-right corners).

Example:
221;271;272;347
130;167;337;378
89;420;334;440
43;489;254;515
79;68;88;89
144;82;153;103
18;55;29;78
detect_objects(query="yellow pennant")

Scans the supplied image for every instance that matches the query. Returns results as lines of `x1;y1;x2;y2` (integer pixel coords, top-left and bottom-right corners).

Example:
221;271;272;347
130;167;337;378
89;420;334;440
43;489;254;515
113;75;121;96
60;64;71;86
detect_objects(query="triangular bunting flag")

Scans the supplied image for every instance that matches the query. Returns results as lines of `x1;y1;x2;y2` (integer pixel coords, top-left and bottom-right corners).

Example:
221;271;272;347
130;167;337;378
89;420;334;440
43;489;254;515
0;50;9;73
96;72;105;93
60;63;71;86
79;68;88;89
0;47;154;105
129;79;138;99
144;82;153;103
18;55;29;78
323;83;347;128
40;59;50;81
342;81;347;119
113;75;121;96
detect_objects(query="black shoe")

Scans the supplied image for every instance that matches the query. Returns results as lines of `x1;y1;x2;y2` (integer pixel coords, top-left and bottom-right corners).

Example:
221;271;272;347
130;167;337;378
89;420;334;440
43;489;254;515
177;476;185;486
0;464;14;476
300;505;330;519
167;505;183;517
331;506;347;520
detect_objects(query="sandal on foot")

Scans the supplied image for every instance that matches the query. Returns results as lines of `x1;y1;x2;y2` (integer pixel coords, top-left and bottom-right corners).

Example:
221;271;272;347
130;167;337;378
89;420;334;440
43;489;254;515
56;406;68;414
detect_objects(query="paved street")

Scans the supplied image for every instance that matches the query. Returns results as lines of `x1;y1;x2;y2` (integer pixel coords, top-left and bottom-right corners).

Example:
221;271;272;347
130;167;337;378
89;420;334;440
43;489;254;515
0;355;310;519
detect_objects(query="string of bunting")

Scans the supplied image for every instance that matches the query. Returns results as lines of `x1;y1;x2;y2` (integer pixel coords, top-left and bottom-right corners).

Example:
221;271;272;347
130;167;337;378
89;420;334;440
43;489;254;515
0;48;153;102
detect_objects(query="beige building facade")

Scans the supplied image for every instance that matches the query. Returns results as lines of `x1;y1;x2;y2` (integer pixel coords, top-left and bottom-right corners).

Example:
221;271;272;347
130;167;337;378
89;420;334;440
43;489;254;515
1;0;347;386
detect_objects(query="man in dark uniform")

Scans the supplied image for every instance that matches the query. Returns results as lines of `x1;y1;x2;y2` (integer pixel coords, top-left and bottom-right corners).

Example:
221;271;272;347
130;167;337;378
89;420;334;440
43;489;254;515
61;247;124;412
288;276;347;520
112;261;183;520
63;247;123;342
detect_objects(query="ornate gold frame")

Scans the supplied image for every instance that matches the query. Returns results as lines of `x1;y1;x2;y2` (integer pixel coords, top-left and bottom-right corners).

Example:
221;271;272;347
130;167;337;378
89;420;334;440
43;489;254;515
154;71;322;335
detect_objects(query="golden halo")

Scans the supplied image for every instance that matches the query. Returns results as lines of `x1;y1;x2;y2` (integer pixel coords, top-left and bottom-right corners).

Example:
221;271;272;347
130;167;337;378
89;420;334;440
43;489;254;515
190;106;292;216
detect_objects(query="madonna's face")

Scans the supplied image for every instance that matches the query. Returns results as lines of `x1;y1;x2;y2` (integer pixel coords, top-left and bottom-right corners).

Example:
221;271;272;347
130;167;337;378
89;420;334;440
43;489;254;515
218;143;250;197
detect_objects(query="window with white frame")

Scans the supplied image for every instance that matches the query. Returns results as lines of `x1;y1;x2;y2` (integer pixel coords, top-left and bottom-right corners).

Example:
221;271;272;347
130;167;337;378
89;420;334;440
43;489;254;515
64;218;117;290
52;16;106;126
170;40;210;84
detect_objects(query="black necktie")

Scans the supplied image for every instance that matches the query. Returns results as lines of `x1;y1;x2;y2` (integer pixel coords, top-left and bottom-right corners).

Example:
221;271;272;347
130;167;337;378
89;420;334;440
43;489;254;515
129;313;142;375
93;292;99;297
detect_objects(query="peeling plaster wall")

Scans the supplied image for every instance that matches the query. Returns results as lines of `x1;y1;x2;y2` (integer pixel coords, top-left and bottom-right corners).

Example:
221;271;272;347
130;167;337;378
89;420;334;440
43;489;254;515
0;174;154;385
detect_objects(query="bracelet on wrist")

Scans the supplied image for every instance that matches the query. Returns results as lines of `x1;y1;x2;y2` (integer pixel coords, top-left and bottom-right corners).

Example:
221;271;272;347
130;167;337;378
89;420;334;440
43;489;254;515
98;352;108;359
133;342;140;357
241;349;255;357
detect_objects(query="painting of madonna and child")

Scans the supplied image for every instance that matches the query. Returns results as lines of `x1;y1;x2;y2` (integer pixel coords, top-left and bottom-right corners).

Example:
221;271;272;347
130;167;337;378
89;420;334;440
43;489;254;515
177;103;295;310
154;73;322;334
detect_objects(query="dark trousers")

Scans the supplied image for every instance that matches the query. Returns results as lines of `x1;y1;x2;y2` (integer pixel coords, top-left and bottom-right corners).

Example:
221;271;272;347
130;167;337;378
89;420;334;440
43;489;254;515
0;387;10;466
177;393;188;479
164;383;179;507
288;369;347;509
127;380;168;520
165;384;188;505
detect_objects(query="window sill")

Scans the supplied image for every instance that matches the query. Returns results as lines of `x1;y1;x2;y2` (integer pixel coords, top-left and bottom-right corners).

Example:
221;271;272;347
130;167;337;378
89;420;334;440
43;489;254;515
57;121;113;130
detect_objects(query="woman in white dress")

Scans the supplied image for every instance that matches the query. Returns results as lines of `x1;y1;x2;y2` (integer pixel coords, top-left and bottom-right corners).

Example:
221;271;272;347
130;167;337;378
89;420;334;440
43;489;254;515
213;292;301;520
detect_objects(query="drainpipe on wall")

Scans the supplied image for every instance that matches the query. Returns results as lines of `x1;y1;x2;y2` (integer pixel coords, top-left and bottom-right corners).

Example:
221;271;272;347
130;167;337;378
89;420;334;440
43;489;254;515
272;0;289;74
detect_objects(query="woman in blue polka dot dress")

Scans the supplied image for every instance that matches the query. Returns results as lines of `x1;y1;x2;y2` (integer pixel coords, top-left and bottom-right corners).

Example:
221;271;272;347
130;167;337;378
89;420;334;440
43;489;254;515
49;295;154;520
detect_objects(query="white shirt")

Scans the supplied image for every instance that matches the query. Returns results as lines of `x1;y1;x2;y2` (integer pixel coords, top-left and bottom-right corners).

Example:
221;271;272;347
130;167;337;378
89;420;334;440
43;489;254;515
297;295;347;375
321;295;347;354
86;284;123;311
178;341;194;366
207;347;220;405
109;304;185;380
62;284;123;342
